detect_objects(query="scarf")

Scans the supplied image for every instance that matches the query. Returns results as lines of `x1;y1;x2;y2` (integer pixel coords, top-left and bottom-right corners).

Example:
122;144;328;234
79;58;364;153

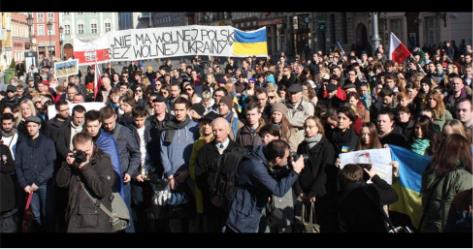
164;117;191;144
410;138;430;156
304;133;322;149
1;128;16;138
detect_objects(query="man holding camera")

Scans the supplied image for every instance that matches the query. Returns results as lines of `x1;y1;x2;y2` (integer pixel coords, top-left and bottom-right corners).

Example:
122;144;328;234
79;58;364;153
56;132;117;233
225;140;304;233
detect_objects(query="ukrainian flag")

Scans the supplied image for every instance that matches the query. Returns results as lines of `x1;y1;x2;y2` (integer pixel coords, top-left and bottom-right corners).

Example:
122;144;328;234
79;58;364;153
389;145;431;229
232;27;268;57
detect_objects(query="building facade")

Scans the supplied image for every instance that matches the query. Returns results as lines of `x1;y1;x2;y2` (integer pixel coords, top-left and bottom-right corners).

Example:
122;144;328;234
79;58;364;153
0;13;13;71
118;12;141;30
31;12;60;59
10;13;29;63
60;12;119;56
137;12;193;28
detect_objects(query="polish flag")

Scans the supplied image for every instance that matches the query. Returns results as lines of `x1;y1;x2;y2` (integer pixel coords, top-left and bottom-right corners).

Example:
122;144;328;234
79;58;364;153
389;32;411;64
93;63;102;100
73;36;110;64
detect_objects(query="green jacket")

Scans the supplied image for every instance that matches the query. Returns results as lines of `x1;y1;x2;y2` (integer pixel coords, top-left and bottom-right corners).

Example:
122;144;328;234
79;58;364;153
420;163;472;232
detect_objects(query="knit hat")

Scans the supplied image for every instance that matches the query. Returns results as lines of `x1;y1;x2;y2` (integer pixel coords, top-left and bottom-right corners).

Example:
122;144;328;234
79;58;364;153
271;102;288;114
191;103;206;117
220;95;233;109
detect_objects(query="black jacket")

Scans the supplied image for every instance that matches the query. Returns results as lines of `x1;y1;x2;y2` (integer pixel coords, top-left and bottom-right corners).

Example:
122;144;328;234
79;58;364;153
45;116;68;141
337;175;398;232
380;129;409;149
195;140;242;211
0;144;16;213
146;113;172;176
327;127;359;156
56;149;116;233
294;136;335;198
55;121;76;161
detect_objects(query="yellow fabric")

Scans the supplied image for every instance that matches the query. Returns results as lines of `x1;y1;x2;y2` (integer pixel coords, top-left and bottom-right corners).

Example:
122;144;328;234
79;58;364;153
389;180;423;229
232;41;268;57
188;137;208;214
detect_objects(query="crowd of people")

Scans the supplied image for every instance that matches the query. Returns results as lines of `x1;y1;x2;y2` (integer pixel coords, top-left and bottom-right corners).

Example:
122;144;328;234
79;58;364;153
0;40;472;233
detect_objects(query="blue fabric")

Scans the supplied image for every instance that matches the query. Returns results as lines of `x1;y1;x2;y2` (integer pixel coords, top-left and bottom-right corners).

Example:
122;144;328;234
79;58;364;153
389;144;431;192
234;28;267;43
160;120;199;177
95;129;124;198
226;146;298;233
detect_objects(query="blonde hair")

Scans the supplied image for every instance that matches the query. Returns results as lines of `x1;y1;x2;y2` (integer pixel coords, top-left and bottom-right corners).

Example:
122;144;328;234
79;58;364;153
428;89;447;119
19;99;37;121
443;119;467;137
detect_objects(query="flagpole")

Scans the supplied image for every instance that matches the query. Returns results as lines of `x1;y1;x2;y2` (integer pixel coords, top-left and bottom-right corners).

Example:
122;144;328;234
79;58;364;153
409;54;426;75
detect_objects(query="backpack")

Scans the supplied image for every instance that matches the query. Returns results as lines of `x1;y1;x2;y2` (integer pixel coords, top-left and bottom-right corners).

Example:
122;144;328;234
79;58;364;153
80;182;130;232
212;147;248;212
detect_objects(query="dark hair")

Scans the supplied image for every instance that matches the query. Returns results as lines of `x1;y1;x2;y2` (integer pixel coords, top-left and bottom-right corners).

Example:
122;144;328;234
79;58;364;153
337;106;356;122
214;87;228;96
71;104;86;116
54;100;68;111
357;122;382;150
397;105;412;114
258;124;281;138
380;87;394;97
72;132;93;146
99;106;116;120
413;115;435;141
173;97;191;109
262;139;290;162
456;97;472;110
85;110;101;123
378;108;395;122
246;101;260;113
340;164;364;183
132;106;148;118
1;113;14;122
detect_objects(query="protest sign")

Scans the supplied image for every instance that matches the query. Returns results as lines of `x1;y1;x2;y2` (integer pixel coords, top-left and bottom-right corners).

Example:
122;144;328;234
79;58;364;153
47;102;105;120
54;59;79;78
73;25;268;64
339;148;393;184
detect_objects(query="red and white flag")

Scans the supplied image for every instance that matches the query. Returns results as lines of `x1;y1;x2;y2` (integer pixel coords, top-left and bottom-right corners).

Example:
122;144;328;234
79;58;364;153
389;32;411;64
73;36;110;64
93;63;102;100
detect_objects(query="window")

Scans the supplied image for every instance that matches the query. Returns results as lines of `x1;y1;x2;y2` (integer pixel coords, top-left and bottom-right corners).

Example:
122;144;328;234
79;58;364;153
78;24;84;34
330;14;336;44
37;24;45;36
48;12;54;22
37;13;44;22
105;23;111;32
48;23;55;35
424;16;437;47
91;23;97;34
65;25;70;35
390;18;403;41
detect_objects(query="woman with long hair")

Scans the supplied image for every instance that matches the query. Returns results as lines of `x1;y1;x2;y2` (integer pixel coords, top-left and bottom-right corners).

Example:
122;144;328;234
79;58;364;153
356;122;382;150
17;99;38;137
409;115;438;156
347;92;369;135
420;134;472;232
427;89;453;130
442;119;467;138
270;102;293;149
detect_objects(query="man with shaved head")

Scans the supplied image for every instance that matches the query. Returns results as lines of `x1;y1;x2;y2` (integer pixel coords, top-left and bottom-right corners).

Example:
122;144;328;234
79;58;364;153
195;117;245;232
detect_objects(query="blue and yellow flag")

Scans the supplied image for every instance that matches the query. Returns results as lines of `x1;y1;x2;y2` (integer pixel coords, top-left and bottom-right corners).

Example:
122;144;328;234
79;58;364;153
232;27;268;57
389;144;431;229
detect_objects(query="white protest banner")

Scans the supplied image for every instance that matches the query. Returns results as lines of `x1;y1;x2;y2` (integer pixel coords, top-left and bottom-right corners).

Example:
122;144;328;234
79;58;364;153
339;148;393;184
73;25;268;64
54;59;79;78
48;102;106;120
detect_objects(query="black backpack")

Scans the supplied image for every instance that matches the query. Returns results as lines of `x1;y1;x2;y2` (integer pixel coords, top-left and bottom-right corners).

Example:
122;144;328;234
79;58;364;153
212;147;249;212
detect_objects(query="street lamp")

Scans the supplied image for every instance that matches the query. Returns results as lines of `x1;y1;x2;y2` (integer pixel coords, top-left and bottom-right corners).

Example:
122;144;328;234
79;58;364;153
47;21;53;58
59;26;64;60
26;13;33;51
293;16;299;58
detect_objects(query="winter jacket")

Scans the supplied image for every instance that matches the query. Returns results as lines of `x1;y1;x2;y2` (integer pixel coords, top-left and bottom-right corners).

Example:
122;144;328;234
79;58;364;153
0;144;16;213
236;125;263;151
110;124;141;177
225;146;299;233
327;127;359;156
159;119;199;178
56;149;116;233
15;134;56;188
420;163;473;232
294;136;336;198
45;115;68;141
337;175;398;232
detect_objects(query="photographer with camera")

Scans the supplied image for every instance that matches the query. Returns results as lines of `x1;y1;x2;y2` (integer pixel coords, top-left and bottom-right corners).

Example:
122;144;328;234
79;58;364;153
56;132;117;233
294;116;336;232
225;139;304;233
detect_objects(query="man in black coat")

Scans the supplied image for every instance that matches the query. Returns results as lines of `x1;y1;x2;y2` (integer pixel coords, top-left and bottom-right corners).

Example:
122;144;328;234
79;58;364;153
56;132;116;233
55;105;86;162
0;143;17;232
45;101;70;141
195;117;244;232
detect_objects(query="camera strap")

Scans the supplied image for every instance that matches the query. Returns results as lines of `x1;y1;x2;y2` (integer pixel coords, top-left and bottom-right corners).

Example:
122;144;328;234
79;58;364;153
79;182;115;219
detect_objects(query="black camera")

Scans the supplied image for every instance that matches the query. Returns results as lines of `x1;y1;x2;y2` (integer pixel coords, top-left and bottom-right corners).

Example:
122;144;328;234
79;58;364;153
290;152;309;162
73;150;87;165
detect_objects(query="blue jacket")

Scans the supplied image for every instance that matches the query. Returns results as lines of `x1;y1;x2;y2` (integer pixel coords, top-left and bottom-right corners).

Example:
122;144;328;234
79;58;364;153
15;134;56;188
226;146;299;233
110;124;141;177
95;129;124;198
160;119;199;178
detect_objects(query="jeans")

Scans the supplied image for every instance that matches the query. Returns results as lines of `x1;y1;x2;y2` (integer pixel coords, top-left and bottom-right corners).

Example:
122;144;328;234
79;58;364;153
123;182;135;233
28;183;55;231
